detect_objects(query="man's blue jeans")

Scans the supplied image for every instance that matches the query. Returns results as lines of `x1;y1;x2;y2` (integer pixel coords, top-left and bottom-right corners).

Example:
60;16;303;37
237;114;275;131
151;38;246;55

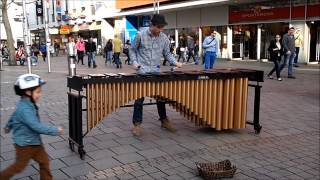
133;97;167;125
204;51;216;70
114;52;121;68
280;52;296;76
88;52;96;67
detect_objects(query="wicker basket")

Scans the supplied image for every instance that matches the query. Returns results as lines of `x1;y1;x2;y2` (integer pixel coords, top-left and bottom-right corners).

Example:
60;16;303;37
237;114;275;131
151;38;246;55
195;160;237;180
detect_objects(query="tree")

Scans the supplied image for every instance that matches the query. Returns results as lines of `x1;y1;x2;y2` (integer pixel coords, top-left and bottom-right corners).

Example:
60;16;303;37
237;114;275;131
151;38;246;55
2;0;17;65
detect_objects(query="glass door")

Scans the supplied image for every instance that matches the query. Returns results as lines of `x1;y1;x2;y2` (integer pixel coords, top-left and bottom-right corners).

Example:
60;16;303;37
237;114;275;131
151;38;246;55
309;21;320;63
232;27;243;59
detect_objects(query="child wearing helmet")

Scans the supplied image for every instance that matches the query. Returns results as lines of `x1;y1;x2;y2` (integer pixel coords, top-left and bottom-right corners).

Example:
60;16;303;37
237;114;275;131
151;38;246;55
0;74;64;180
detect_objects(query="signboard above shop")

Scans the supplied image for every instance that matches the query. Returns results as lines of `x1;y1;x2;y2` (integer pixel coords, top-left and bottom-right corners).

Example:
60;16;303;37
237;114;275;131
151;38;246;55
36;1;43;16
229;4;320;23
60;25;71;34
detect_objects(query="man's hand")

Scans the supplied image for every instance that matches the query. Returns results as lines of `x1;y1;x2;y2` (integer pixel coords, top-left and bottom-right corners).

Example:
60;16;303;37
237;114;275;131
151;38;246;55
132;64;141;70
176;62;182;68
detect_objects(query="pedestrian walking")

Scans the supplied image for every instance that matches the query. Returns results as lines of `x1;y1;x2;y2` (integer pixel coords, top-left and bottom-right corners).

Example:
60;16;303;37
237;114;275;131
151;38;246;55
113;35;122;68
186;35;196;63
0;74;64;180
129;14;182;136
124;40;131;65
202;31;218;70
86;38;97;68
267;34;284;81
54;41;60;57
194;40;199;65
294;29;303;67
39;42;47;62
30;47;38;66
177;35;187;62
76;37;85;65
31;43;40;58
279;27;296;79
16;45;26;65
104;39;113;65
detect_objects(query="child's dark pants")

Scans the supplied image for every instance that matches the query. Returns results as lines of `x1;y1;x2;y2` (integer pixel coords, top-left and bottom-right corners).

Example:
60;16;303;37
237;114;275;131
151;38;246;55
0;145;52;180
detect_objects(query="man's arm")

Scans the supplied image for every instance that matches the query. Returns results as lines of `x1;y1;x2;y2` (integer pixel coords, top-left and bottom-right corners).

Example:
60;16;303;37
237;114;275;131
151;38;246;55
163;38;176;66
282;35;289;52
202;37;210;48
129;33;141;67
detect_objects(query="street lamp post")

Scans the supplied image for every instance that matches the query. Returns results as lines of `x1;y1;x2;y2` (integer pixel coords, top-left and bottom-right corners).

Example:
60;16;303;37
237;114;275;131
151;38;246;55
43;0;51;72
153;0;160;14
22;0;32;73
0;3;3;71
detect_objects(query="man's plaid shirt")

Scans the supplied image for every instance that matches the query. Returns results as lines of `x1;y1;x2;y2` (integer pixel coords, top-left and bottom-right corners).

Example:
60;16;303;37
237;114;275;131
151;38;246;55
129;28;177;74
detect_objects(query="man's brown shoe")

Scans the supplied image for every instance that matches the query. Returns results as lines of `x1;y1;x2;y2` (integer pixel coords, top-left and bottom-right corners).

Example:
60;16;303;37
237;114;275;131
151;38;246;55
132;124;141;136
161;119;177;132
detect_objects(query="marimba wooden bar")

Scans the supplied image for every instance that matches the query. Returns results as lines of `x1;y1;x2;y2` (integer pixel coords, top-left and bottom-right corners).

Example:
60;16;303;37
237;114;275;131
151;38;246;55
67;69;264;159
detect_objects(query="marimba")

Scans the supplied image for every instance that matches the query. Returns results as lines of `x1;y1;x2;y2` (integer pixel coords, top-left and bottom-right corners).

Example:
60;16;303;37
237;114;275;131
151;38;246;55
67;69;264;159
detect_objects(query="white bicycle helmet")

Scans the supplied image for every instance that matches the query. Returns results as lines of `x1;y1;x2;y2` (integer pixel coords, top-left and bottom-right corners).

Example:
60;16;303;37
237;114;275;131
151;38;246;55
14;74;46;95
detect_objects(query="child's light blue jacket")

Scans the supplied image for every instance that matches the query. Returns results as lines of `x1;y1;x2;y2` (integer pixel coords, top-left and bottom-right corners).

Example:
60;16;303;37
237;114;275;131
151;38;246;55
5;98;59;146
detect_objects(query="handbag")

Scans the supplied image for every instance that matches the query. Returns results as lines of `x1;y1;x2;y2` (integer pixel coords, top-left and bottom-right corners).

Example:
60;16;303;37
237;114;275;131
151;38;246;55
123;48;129;54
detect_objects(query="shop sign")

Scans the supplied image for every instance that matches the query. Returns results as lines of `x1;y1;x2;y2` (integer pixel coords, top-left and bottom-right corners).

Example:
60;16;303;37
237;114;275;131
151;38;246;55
229;4;320;23
49;28;59;35
60;25;71;34
36;1;43;17
60;29;70;34
307;4;320;18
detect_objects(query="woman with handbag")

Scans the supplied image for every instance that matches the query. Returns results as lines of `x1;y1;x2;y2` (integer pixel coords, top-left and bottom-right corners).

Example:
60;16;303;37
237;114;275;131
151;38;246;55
268;34;284;81
124;40;131;65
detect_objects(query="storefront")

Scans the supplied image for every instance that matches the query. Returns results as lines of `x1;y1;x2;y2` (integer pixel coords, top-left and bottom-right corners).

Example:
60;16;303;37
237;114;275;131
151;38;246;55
229;1;320;63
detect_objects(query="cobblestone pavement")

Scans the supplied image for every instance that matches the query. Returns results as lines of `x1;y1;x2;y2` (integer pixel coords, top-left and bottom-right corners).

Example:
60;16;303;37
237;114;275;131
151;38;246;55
0;55;319;180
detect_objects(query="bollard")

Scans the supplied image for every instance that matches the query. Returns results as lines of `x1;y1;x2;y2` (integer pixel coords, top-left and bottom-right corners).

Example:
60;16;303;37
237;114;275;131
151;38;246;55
68;56;76;76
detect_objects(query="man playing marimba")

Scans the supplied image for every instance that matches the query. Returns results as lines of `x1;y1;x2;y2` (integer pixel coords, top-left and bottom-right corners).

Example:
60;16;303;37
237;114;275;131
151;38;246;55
130;14;182;136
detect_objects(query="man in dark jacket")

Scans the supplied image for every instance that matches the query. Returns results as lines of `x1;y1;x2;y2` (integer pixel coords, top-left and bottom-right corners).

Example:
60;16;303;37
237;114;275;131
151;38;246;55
279;27;296;79
186;35;196;63
54;41;60;57
86;38;97;68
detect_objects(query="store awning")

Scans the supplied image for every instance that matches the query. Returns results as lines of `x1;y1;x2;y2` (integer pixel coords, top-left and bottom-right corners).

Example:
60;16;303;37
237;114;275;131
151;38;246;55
89;21;102;31
103;0;229;18
71;25;79;32
79;23;90;31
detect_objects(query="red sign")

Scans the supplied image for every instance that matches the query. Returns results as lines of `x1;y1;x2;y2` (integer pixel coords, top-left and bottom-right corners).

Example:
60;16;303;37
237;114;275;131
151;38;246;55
307;4;320;17
229;4;320;23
